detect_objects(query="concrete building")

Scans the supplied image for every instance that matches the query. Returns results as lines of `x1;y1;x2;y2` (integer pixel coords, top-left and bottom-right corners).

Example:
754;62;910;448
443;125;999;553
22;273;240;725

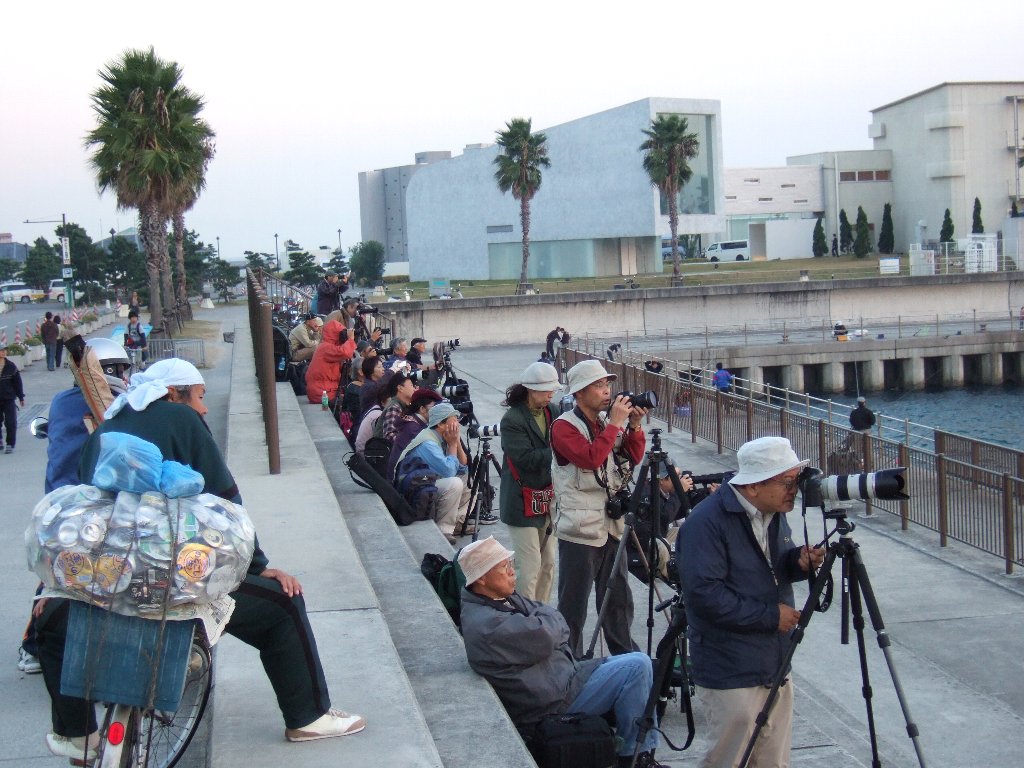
0;233;29;263
401;98;725;281
358;151;452;267
868;81;1024;251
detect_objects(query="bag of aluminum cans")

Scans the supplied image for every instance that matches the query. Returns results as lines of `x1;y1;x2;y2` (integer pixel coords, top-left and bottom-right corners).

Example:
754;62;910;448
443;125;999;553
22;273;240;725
25;485;256;617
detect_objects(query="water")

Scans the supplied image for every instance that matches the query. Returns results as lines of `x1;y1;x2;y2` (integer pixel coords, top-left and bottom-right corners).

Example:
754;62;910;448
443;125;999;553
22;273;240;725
811;386;1024;450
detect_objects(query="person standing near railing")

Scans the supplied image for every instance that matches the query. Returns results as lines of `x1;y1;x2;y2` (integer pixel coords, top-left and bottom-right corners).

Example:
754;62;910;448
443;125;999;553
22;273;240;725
849;397;875;434
712;362;734;393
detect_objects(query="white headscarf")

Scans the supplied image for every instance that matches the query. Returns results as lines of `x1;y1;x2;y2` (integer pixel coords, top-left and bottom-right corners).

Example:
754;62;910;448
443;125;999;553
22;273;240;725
104;358;206;419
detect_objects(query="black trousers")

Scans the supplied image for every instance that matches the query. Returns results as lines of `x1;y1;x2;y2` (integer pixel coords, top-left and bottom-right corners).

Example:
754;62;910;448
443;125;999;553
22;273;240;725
36;574;332;736
0;399;17;448
557;537;639;659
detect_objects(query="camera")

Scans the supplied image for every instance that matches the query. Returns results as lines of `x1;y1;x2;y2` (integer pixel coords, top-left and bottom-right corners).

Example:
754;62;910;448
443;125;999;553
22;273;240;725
357;305;379;316
477;424;500;438
445;338;460;350
441;382;469;399
605;487;632;520
559;394;575;414
615;390;659;409
798;466;909;509
377;327;391;335
685;471;729;486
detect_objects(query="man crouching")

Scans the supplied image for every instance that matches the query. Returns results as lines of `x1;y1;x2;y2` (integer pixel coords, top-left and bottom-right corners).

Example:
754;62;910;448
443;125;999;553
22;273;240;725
459;537;667;768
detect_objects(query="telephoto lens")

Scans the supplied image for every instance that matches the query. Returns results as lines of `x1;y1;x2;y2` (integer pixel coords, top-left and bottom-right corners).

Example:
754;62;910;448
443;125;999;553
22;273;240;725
478;424;501;438
615;390;659;409
441;383;469;398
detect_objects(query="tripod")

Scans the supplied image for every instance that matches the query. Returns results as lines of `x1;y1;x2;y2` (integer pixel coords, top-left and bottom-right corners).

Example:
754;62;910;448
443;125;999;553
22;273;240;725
457;435;501;541
738;510;927;768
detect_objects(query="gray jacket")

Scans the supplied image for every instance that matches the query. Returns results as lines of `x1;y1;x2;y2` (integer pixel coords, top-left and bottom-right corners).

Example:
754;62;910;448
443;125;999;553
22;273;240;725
460;589;603;733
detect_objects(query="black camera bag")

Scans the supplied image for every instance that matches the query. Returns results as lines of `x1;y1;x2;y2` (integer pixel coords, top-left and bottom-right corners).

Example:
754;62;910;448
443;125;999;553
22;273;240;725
529;712;617;768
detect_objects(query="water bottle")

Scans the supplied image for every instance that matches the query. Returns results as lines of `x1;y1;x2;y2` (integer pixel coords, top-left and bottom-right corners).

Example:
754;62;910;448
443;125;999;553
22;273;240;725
321;390;329;411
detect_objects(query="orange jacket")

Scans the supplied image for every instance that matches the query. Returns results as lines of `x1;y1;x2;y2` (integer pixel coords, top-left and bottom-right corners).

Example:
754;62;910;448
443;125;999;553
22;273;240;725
305;320;356;403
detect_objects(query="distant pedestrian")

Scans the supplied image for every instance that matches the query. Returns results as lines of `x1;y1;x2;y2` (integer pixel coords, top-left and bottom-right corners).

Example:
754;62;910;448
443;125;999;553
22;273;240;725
41;312;59;371
849;396;875;433
712;362;734;393
644;359;664;374
0;343;26;454
831;234;839;257
53;316;63;368
127;290;142;316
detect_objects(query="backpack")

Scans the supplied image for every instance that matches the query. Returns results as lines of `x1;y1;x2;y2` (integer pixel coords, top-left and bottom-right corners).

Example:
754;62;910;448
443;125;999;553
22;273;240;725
420;551;466;627
363;436;392;479
343;451;420;526
395;455;440;522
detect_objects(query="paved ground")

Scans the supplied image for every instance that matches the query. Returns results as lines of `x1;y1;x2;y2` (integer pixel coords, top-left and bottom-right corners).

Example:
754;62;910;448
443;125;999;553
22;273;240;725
4;302;1024;767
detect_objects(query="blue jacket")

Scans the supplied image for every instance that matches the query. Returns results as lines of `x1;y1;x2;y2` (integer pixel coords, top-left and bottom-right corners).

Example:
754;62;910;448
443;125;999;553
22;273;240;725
45;387;92;493
677;482;808;689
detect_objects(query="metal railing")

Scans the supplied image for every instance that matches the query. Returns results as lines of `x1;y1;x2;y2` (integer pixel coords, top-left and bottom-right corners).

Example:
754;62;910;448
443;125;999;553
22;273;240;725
253;269;314;318
147;338;206;367
245;269;281;475
564;349;1024;574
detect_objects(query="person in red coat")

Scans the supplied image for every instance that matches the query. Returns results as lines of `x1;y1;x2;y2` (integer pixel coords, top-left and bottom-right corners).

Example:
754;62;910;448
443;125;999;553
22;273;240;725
305;319;356;404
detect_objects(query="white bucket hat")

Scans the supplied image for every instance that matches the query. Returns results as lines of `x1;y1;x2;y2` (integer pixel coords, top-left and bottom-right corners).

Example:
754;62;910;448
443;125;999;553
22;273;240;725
729;436;809;486
457;536;514;585
520;362;561;392
565;359;616;395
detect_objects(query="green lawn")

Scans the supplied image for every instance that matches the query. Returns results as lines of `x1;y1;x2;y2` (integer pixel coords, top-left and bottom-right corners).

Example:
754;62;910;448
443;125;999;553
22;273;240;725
380;254;905;300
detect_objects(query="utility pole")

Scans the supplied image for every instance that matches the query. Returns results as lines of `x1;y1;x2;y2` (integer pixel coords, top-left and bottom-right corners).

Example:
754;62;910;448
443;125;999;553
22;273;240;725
23;213;73;308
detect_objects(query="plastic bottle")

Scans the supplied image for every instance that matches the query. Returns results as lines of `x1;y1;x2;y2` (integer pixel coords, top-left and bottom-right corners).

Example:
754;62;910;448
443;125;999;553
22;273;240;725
321;390;329;411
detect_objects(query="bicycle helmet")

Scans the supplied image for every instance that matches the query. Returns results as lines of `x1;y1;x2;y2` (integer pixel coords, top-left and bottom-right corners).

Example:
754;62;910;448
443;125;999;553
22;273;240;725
86;337;131;375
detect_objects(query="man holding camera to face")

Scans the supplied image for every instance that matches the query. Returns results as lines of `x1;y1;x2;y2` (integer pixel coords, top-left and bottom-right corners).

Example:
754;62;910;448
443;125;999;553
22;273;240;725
551;360;647;658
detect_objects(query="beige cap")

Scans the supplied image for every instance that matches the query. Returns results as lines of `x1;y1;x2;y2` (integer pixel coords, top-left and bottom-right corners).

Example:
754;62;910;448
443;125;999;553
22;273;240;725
565;359;616;395
457;536;514;585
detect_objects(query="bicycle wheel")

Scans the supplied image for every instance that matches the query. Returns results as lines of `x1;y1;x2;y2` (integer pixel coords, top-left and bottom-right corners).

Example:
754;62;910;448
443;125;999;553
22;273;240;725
136;638;213;768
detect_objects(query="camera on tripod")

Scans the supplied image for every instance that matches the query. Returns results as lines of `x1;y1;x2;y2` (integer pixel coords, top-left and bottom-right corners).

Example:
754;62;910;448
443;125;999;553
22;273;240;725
605;487;632;520
684;471;729;487
357;304;379;316
476;424;500;438
798;466;909;511
615;390;659;409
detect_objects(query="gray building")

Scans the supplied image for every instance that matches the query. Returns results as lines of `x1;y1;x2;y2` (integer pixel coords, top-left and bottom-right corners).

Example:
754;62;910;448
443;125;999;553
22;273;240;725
0;234;29;263
358;151;451;265
401;97;725;281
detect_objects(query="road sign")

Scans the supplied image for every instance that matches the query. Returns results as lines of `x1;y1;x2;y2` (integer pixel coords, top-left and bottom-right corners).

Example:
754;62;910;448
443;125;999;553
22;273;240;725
62;267;73;278
61;236;71;266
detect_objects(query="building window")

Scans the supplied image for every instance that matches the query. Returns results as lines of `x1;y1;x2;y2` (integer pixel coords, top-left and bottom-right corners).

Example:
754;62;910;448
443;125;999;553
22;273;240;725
725;195;737;200
875;169;891;181
839;171;856;182
780;183;796;188
794;199;808;203
857;171;875;181
758;197;773;202
486;225;513;234
743;177;760;184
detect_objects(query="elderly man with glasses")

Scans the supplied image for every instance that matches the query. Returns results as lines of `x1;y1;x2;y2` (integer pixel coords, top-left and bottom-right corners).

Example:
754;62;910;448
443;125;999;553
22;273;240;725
677;436;825;768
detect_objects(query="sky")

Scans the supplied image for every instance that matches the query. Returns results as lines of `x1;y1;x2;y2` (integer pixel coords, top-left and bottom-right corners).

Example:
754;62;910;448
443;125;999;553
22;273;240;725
2;0;1020;263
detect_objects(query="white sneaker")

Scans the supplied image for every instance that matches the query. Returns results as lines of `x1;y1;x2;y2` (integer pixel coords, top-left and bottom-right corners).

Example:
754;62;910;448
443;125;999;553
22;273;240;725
285;708;366;742
46;732;99;761
17;647;41;674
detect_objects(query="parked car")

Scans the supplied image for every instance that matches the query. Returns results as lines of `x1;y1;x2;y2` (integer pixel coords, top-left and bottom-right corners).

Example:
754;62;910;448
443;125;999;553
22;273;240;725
0;282;46;303
705;240;750;261
47;279;85;303
660;239;688;260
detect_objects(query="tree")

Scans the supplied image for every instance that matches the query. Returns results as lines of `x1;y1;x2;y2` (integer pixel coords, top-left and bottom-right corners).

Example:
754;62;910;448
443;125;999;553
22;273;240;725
170;229;214;297
878;203;895;254
243;251;275;272
971;197;984;234
348;241;386;286
493;118;551;294
21;237;61;288
57;221;106;302
940;208;955;243
0;259;19;281
105;235;147;296
283;251;321;286
205;256;241;303
853;206;871;258
324;252;349;275
812;217;827;257
86;47;214;335
839;209;853;254
640;115;700;281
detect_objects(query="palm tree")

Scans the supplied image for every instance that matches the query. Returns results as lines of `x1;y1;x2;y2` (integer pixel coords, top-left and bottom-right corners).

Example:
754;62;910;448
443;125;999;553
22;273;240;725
167;137;215;320
640;114;700;281
493;118;550;294
85;47;215;334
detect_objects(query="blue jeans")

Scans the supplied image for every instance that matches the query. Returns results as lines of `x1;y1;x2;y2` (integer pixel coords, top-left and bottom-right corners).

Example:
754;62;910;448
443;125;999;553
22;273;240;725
568;652;658;756
45;342;56;370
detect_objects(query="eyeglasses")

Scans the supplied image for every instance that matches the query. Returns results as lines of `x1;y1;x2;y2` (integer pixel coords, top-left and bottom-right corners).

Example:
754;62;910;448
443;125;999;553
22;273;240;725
502;558;516;574
766;475;800;491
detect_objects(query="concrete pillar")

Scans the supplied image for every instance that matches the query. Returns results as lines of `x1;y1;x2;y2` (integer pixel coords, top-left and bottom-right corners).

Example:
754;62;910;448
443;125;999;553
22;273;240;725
785;363;804;393
747;366;768;398
986;352;1004;385
943;355;964;387
860;358;883;391
822;362;844;393
906;356;926;390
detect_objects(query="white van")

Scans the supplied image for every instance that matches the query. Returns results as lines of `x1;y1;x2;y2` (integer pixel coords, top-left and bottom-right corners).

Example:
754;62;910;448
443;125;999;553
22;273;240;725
48;279;84;303
705;240;749;261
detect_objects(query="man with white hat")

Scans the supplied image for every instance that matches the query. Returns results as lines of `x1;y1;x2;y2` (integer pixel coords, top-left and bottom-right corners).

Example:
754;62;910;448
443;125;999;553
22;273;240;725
677;436;824;768
550;359;648;658
849;396;875;434
395;401;472;543
459;537;666;768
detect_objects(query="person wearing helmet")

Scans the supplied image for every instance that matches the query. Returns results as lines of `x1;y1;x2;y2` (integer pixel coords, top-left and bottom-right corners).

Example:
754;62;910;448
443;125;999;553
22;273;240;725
18;338;131;676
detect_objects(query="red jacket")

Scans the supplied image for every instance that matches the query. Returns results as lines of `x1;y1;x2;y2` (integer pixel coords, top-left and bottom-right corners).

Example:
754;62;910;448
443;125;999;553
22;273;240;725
305;320;355;403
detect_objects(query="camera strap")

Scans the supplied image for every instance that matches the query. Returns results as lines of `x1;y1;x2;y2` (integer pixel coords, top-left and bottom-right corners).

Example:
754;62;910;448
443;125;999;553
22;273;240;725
573;406;615;500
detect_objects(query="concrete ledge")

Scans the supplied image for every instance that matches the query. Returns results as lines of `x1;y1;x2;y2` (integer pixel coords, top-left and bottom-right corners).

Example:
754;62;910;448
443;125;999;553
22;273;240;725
215;319;442;767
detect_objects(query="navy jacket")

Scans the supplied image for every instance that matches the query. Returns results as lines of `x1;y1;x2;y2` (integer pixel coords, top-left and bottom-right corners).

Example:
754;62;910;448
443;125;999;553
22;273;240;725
677;482;809;689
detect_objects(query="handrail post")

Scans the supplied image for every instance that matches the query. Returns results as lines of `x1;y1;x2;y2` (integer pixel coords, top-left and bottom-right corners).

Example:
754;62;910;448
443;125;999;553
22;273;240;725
937;454;948;547
898;443;910;530
1002;473;1015;575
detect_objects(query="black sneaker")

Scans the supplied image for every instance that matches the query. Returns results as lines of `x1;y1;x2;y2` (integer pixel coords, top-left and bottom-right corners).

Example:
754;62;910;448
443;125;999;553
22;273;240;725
477;511;499;525
619;752;668;768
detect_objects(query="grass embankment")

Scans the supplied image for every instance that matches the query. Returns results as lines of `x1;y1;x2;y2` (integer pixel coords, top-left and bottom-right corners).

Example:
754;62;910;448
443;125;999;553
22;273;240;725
379;253;904;300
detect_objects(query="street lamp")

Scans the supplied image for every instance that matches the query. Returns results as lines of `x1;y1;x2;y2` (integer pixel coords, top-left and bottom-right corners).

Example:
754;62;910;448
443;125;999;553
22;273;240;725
216;236;220;258
24;213;72;308
337;229;342;249
274;233;279;270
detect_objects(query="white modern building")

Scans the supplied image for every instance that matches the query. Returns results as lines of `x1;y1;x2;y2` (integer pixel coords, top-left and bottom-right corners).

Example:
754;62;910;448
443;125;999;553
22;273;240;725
401;98;725;281
868;81;1024;250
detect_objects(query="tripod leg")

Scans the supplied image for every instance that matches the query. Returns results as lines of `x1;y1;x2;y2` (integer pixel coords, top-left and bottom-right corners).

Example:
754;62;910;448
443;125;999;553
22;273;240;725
738;548;838;768
847;560;883;768
850;548;928;767
584;516;636;660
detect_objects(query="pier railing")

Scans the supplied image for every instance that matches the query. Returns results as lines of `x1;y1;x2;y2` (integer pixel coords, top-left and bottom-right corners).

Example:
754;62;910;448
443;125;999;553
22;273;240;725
563;348;1024;574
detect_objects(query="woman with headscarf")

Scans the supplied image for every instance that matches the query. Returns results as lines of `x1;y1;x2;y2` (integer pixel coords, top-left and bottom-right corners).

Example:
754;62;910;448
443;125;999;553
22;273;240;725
498;362;562;602
304;319;356;406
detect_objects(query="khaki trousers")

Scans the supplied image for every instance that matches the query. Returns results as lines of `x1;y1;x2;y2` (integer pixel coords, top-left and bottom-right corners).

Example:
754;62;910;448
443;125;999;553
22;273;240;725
434;476;470;535
696;679;793;768
506;523;556;602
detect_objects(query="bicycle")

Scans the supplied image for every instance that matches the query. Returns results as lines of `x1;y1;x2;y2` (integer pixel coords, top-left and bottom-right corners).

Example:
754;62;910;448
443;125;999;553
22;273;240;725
63;601;214;768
